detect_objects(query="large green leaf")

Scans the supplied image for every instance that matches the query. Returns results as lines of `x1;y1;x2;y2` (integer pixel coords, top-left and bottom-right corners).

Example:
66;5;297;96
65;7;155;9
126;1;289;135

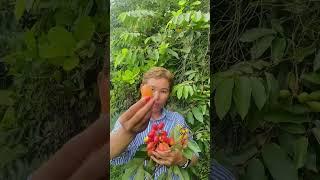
191;107;203;123
133;164;145;180
272;37;286;63
293;137;308;169
0;90;14;106
262;143;298;180
264;111;310;124
187;111;194;125
302;72;320;85
15;0;25;20
245;158;267;180
305;149;318;173
48;26;76;54
265;72;280;102
229;146;258;165
250;35;274;59
240;28;275;42
214;78;234;120
187;140;201;153
63;56;79;71
173;166;184;179
280;124;306;134
74;16;95;41
233;76;252;120
251;77;266;110
312;127;320;145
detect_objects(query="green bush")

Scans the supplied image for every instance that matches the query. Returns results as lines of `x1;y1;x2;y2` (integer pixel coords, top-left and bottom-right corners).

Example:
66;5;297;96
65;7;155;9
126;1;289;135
212;1;320;179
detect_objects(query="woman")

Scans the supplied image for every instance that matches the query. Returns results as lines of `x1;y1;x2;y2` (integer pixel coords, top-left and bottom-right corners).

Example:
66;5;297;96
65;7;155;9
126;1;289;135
110;67;199;179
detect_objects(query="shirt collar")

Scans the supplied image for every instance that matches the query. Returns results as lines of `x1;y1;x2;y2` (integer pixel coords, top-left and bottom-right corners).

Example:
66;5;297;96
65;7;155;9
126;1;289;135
150;108;168;121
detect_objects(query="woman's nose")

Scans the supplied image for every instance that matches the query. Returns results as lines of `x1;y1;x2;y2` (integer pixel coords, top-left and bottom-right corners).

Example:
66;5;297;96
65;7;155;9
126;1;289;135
153;91;160;100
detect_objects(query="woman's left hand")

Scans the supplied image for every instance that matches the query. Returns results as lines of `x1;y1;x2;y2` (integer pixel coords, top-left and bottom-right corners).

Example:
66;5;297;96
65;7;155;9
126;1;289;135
150;150;187;167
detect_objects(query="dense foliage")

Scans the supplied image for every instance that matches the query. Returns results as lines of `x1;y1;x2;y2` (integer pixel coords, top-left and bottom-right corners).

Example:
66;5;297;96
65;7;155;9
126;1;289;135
0;0;109;179
110;0;210;179
212;0;320;179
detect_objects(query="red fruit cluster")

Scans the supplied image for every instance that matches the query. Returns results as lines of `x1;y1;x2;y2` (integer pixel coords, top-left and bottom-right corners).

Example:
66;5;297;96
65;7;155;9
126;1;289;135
144;122;174;156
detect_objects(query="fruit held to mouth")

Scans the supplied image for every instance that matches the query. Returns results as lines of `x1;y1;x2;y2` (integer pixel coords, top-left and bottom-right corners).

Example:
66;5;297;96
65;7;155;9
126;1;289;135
141;85;153;97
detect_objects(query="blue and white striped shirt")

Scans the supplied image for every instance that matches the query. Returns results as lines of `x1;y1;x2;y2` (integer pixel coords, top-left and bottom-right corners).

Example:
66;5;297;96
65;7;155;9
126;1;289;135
210;159;236;180
110;108;198;179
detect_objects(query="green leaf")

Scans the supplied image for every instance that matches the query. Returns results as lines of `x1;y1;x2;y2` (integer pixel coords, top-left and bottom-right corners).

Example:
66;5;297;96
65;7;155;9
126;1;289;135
168;49;179;59
187;140;201;153
177;86;183;99
272;37;286;63
74;16;95;41
250;35;274;59
24;30;36;50
246;158;267;180
233;76;252;120
265;72;280;102
191;1;201;6
1;107;15;125
264;111;310;124
183;85;189;99
214;78;234;120
280;124;306;134
122;165;138;180
182;148;194;159
180;168;190;180
271;19;284;35
187;111;194;125
293;137;308;169
312;127;320;145
278;132;295;156
262;143;298;180
251;77;266;110
0;90;14;106
173;166;184;179
191;11;202;22
305;149;318;173
240;28;275;42
229;146;258;165
301;72;320;85
46;26;76;56
15;0;25;20
314;50;320;72
293;45;315;63
63;56;79;71
134;165;145;180
54;9;75;26
178;0;186;6
192;107;203;123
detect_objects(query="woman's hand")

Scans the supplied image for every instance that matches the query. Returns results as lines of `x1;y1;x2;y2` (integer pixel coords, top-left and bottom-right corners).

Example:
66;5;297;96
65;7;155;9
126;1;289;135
118;96;155;135
150;150;187;167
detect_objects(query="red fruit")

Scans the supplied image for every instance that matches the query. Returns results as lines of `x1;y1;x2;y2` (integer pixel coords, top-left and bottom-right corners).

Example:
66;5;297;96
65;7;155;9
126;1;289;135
148;130;156;138
147;142;155;151
158;122;165;129
161;131;167;137
151;124;158;131
153;136;159;143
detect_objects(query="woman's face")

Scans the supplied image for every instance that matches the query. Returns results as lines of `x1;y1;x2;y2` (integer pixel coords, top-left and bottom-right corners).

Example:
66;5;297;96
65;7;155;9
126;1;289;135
143;78;170;113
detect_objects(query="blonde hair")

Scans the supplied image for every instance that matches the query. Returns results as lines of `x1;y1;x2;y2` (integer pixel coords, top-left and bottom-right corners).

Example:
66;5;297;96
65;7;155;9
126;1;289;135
142;67;174;91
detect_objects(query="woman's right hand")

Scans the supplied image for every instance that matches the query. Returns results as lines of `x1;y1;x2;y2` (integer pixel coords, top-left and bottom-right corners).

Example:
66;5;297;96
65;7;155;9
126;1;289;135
118;96;155;135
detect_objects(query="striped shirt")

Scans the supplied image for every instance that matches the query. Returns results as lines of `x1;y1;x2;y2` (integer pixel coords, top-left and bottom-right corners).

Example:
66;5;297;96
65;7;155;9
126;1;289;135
210;159;236;180
110;108;198;179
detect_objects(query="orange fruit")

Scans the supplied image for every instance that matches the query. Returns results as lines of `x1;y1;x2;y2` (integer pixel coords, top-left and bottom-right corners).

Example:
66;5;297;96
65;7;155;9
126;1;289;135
141;84;153;97
156;142;170;152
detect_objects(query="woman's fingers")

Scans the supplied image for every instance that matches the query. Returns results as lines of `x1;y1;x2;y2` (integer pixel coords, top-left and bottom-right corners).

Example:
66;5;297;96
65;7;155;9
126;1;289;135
150;156;169;166
120;97;151;122
129;97;155;126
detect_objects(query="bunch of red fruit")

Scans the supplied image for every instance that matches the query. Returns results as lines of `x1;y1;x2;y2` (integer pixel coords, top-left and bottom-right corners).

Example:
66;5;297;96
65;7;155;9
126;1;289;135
144;122;174;156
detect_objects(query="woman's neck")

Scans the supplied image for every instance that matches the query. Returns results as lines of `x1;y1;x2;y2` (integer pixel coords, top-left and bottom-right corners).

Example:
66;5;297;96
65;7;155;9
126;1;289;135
151;111;162;120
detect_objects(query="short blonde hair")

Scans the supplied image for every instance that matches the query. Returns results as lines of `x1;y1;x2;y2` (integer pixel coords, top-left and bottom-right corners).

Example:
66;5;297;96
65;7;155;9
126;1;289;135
142;67;174;91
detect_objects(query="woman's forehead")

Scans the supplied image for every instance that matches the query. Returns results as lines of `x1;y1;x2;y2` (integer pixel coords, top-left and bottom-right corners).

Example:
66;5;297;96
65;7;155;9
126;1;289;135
146;78;169;89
